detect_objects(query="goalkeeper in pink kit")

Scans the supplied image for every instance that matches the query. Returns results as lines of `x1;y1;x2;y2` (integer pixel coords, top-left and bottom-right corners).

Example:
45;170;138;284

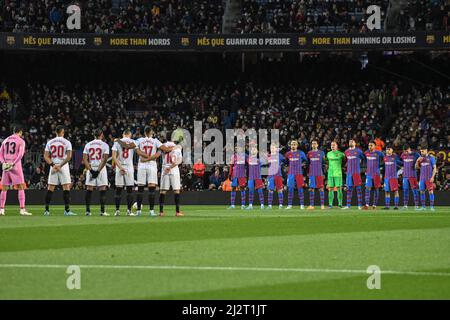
0;125;32;216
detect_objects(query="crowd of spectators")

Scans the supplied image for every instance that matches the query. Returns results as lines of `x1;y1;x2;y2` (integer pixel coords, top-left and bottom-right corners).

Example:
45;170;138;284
0;78;448;190
1;0;448;34
1;0;224;33
236;0;449;33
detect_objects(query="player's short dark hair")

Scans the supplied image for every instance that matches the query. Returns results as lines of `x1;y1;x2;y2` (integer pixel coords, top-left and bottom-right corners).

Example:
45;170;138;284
311;139;319;144
56;125;65;134
123;128;132;136
420;145;428;150
144;126;153;136
13;124;24;133
93;128;103;138
369;140;376;145
403;144;411;150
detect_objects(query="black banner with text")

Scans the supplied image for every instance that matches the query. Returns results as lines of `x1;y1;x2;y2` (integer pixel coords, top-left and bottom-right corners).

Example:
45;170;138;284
0;32;449;52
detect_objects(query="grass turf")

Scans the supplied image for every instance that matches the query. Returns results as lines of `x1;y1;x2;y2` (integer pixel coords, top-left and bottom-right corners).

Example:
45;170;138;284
0;205;449;299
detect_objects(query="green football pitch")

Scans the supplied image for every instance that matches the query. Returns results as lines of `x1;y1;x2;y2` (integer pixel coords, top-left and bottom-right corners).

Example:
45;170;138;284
0;205;449;300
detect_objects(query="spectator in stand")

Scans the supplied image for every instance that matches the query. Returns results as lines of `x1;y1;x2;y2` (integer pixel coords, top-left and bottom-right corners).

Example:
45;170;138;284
374;135;385;152
209;167;224;190
193;158;206;190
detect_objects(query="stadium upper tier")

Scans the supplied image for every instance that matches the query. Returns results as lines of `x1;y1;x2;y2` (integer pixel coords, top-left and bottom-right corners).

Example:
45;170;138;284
1;0;448;34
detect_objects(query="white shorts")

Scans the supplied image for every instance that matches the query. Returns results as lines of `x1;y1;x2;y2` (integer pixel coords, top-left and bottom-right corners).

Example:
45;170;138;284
137;166;158;185
160;173;181;191
115;166;135;187
85;168;108;187
48;164;71;186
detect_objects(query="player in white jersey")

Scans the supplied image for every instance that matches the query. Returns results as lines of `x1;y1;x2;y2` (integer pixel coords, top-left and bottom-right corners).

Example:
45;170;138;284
82;129;110;216
116;126;174;216
43;125;75;216
159;135;183;217
112;129;137;216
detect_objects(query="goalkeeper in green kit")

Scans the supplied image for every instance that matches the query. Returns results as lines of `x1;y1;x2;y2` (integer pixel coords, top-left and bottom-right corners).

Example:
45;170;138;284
326;141;345;208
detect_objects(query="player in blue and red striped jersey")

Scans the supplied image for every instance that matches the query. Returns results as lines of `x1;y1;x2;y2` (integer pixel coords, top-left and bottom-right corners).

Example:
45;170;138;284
382;147;403;210
266;143;285;209
284;140;307;210
246;144;265;210
363;141;384;210
228;146;247;209
400;145;420;210
342;139;366;210
307;140;326;210
415;147;437;211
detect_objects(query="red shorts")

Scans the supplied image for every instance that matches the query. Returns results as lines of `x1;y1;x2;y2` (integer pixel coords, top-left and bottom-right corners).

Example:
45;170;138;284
254;179;264;189
273;176;283;190
389;178;399;192
314;176;324;189
1;166;25;186
238;177;247;188
372;174;382;188
352;173;362;186
425;181;436;191
295;175;305;188
408;177;418;189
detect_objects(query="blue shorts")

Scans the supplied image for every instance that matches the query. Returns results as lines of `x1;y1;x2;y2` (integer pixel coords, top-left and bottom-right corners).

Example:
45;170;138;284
384;179;390;192
419;180;427;191
287;174;304;189
346;175;353;187
403;178;413;190
366;175;373;187
231;177;238;188
248;179;255;190
268;177;275;191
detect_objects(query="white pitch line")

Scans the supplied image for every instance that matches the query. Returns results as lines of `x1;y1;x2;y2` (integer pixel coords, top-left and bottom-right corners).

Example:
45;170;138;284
0;264;449;277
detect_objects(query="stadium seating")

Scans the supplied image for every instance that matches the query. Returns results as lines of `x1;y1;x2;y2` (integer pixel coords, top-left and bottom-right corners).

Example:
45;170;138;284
1;0;448;33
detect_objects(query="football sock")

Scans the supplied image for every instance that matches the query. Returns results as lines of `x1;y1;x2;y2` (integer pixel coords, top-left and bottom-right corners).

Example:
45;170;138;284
85;190;92;212
356;186;362;207
18;190;25;209
319;190;324;206
420;192;426;207
385;195;390;208
346;186;353;207
298;188;304;206
63;190;70;211
288;187;294;206
403;189;409;206
240;190;246;206
159;193;165;213
278;191;284;206
45;190;53;211
175;193;180;213
394;195;399;207
248;190;254;205
148;186;156;210
257;189;264;205
309;190;315;206
413;189;419;207
374;189;379;206
0;191;7;208
230;191;236;206
365;189;370;205
268;191;273;206
328;189;334;206
100;190;106;213
430;193;434;207
337;188;343;206
115;188;123;210
126;186;133;210
136;186;144;210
